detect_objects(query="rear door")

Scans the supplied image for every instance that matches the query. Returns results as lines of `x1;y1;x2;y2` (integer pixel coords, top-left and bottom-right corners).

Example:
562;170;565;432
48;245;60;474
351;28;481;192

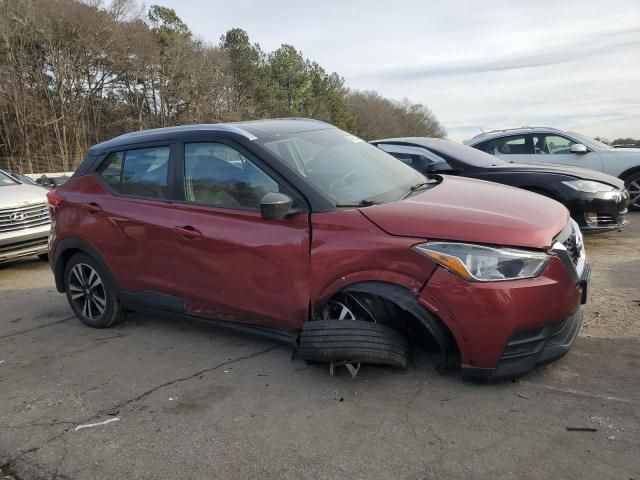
171;140;310;331
475;134;532;164
88;143;185;297
530;133;604;171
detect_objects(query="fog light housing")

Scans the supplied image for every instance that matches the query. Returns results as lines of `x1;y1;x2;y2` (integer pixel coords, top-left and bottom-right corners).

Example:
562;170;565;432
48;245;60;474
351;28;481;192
584;211;598;226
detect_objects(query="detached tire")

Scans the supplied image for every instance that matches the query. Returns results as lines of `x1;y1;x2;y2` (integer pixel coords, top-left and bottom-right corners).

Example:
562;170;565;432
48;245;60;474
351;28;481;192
64;253;125;328
298;320;409;369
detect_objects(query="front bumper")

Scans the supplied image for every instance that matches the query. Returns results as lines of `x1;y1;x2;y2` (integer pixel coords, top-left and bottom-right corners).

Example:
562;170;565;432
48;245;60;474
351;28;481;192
461;307;583;382
418;222;589;381
0;225;50;262
568;188;630;233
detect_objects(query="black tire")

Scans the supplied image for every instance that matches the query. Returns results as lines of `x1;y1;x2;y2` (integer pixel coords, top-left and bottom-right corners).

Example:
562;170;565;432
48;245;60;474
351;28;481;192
623;172;640;211
37;253;49;261
298;320;409;369
64;253;125;328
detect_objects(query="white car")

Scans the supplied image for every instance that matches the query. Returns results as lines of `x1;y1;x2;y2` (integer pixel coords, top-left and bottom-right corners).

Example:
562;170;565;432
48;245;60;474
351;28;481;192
0;170;51;263
465;127;640;210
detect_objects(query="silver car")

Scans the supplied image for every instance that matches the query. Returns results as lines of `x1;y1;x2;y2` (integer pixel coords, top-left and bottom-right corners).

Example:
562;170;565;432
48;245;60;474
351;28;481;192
465;127;640;210
0;170;51;263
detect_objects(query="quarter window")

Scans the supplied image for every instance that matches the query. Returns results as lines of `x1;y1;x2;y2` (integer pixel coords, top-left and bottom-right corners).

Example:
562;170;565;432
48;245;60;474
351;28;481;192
96;152;123;191
477;135;529;155
184;143;278;209
97;147;170;198
377;144;450;172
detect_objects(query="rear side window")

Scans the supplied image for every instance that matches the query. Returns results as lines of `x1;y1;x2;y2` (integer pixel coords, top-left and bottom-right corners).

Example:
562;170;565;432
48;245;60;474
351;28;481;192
476;135;529;155
96;146;170;199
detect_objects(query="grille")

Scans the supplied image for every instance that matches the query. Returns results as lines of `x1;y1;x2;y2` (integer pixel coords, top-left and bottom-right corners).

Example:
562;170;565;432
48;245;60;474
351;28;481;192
0;202;50;233
0;237;48;254
562;232;580;266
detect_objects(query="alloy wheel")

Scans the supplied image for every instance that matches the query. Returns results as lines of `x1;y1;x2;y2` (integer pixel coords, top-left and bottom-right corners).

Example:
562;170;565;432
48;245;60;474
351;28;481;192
627;179;640;209
68;263;107;320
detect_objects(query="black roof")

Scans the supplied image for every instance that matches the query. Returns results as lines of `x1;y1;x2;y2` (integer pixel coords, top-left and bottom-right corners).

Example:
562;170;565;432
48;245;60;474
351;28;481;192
88;118;333;154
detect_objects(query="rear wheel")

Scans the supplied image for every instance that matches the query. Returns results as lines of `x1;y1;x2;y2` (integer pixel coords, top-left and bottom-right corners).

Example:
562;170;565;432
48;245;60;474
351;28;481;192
64;253;125;328
623;172;640;211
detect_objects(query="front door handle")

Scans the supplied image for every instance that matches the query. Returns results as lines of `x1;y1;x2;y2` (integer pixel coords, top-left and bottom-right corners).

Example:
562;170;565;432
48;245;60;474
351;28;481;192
173;225;203;240
81;202;102;214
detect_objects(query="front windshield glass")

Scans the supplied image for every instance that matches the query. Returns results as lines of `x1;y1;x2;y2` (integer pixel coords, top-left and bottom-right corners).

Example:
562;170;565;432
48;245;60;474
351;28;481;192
423;138;508;167
0;171;19;186
258;128;426;205
568;132;613;150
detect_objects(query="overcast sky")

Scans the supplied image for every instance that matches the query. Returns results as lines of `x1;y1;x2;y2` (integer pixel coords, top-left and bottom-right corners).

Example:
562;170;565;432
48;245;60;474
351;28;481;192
152;0;640;141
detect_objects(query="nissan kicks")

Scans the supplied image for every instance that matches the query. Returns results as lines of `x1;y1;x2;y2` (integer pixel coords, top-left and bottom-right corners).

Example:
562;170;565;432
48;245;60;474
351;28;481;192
48;119;589;381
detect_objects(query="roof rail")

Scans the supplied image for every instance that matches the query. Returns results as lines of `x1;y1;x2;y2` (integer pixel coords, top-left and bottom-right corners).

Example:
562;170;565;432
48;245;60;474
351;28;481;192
113;123;258;141
471;126;563;139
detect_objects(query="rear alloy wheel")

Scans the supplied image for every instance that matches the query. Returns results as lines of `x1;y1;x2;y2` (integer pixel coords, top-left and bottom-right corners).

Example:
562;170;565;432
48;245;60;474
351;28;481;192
64;253;125;328
624;172;640;211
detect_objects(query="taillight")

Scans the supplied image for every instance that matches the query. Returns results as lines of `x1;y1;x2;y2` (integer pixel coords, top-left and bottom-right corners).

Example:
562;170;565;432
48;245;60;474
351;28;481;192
46;189;63;207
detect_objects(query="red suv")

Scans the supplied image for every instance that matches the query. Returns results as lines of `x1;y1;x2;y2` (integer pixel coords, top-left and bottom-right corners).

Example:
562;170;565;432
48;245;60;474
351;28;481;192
48;119;589;381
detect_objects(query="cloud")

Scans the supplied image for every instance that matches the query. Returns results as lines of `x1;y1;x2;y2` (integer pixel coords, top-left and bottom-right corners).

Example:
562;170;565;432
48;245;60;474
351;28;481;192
360;28;640;80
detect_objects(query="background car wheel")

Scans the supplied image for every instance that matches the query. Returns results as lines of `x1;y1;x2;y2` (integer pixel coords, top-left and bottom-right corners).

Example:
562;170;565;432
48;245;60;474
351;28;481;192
624;172;640;211
37;253;48;261
64;253;125;328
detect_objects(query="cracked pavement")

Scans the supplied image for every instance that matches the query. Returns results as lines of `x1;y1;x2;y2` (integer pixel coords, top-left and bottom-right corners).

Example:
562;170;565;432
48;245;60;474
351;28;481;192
1;213;639;479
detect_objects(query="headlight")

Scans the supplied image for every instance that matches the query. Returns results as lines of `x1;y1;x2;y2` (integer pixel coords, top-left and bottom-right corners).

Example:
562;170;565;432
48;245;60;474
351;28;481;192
413;242;550;282
561;180;615;193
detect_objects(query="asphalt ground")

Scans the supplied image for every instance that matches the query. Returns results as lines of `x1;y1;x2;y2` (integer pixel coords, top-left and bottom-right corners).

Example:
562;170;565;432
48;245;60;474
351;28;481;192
1;212;639;479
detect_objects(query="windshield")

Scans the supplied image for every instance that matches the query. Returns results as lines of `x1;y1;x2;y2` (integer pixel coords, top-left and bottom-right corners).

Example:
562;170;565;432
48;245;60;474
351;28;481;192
0;171;19;186
421;138;508;167
258;128;426;205
568;131;613;150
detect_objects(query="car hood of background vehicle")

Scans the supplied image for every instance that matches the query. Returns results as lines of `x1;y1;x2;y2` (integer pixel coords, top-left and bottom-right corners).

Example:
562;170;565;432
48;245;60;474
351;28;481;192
0;184;48;209
488;162;625;188
359;176;568;249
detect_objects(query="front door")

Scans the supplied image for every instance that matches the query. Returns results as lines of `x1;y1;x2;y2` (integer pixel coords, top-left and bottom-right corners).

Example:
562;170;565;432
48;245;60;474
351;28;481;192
529;133;604;171
171;141;310;331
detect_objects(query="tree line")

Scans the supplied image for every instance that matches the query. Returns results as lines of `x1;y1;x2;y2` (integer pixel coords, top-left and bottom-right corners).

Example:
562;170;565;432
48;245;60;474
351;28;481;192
0;0;445;174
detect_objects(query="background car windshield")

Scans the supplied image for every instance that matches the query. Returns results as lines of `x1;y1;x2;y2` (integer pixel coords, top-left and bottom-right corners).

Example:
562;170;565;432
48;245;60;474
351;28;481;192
0;171;19;186
259;129;425;205
569;132;613;150
423;139;508;167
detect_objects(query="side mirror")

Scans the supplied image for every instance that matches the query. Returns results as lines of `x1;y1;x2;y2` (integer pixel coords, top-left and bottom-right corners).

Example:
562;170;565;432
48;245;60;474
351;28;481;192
570;144;588;154
260;192;293;220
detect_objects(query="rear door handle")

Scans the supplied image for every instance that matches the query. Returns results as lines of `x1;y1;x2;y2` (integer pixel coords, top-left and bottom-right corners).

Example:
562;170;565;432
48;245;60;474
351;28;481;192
81;202;102;214
173;225;203;239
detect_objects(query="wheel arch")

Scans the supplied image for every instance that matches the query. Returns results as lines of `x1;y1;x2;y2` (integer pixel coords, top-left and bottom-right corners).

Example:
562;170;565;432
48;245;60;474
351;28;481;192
319;280;457;370
53;237;117;294
619;165;640;181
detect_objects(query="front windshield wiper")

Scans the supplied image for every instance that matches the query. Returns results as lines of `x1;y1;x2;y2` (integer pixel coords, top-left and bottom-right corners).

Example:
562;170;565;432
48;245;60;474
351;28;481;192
401;179;440;199
335;199;381;208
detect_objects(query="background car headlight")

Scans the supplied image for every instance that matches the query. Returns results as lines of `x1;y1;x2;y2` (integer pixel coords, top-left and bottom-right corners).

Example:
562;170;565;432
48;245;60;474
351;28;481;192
561;180;615;193
413;242;550;282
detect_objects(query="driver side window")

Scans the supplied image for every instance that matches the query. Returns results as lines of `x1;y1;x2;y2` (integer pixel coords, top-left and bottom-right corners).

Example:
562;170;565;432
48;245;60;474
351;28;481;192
532;135;576;155
184;143;278;210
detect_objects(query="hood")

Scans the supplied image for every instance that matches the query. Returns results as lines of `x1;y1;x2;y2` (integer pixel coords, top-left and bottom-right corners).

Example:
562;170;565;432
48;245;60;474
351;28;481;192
489;162;625;188
0;184;48;209
360;176;568;249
